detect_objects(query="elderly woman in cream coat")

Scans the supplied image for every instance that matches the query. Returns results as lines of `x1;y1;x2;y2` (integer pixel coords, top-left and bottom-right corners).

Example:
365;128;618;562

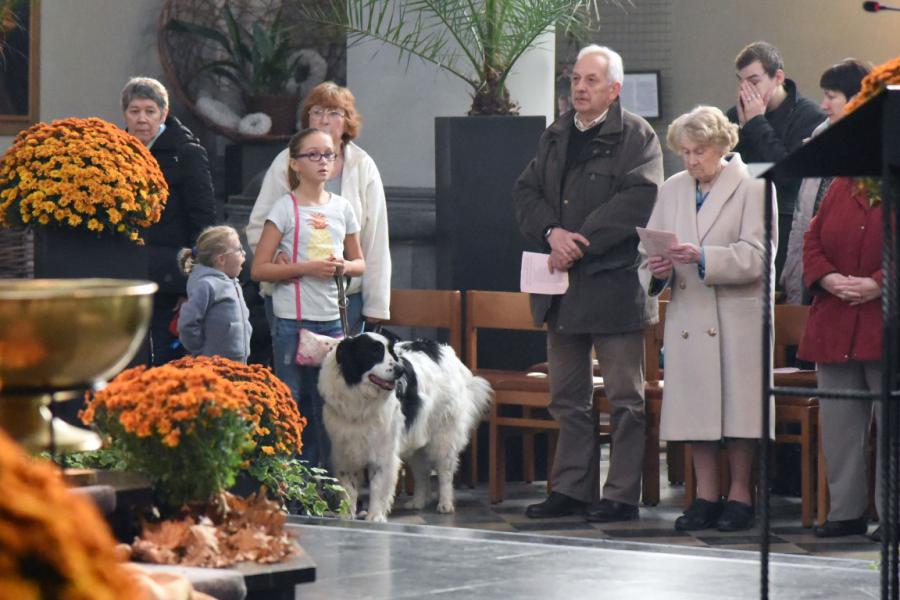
247;82;391;333
639;105;775;533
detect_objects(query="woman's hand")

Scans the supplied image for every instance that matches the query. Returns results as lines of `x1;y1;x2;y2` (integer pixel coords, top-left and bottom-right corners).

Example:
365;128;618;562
668;242;702;265
820;273;881;305
648;255;674;281
844;276;881;305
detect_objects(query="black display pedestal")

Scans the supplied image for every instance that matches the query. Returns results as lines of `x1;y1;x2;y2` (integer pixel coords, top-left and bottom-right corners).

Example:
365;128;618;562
435;116;547;371
224;141;287;197
34;226;149;280
33;226;151;418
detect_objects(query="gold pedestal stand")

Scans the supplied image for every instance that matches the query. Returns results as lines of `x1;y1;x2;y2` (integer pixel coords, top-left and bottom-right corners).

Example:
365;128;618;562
0;279;157;453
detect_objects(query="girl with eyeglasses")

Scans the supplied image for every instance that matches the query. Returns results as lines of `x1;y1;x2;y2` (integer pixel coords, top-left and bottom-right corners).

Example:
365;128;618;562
246;82;392;341
251;128;366;469
176;225;252;363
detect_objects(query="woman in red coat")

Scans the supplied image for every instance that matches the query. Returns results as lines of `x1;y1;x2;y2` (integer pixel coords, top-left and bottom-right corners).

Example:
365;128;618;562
798;176;882;539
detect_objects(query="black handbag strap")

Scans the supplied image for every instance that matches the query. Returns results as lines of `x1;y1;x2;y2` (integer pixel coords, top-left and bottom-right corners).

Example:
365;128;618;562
334;268;350;336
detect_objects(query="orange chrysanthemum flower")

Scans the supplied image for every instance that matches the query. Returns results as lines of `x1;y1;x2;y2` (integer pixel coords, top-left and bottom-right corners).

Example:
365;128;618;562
844;55;900;115
0;429;140;598
167;355;306;456
81;363;260;506
0;117;168;244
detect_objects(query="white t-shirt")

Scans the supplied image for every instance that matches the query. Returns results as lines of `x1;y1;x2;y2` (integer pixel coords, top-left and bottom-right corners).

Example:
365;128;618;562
266;193;360;321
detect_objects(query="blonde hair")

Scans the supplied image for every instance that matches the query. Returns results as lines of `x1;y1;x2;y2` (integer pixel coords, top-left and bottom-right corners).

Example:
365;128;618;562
177;225;239;274
666;105;739;154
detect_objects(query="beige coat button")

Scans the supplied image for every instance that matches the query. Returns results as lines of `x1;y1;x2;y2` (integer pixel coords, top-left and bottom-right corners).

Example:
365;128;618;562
707;328;717;336
678;280;686;290
681;330;689;339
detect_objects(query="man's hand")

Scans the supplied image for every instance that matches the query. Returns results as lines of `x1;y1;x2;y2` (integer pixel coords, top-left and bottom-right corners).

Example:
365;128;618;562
738;81;767;124
547;253;574;273
648;255;674;281
547;227;589;262
668;242;702;265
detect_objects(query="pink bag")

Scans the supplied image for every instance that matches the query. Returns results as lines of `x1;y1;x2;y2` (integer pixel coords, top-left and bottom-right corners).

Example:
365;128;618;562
296;328;341;366
290;194;348;367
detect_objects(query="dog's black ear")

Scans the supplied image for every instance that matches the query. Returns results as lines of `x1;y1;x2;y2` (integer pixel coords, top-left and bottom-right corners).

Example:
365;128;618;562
336;337;353;366
335;336;367;386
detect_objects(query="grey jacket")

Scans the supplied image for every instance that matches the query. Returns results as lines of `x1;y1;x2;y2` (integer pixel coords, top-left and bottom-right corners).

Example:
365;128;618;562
512;100;664;333
780;119;830;305
178;264;252;363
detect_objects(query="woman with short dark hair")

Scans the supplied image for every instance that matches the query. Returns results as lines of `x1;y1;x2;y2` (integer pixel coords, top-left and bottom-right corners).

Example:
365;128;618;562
780;59;872;305
120;76;217;365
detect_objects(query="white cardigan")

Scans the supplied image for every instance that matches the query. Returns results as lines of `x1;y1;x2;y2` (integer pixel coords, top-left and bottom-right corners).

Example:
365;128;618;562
246;141;392;320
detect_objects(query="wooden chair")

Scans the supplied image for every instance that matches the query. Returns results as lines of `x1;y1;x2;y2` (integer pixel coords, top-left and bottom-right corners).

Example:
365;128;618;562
683;304;820;527
465;290;604;504
381;289;467;490
772;304;819;527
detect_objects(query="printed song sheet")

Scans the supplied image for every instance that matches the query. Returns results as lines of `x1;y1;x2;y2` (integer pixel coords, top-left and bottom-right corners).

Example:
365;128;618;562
636;227;680;259
520;251;569;295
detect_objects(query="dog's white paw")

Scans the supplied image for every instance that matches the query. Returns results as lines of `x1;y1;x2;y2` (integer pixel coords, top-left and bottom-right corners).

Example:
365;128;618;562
436;500;455;514
366;512;388;523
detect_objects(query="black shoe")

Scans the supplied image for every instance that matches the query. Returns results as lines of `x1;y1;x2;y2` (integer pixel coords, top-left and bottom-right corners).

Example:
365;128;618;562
674;498;725;531
716;500;755;532
585;499;639;523
814;516;868;538
525;492;586;519
869;525;900;542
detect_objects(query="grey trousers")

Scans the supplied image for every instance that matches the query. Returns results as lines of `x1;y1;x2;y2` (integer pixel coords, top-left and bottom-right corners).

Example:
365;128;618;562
547;329;646;505
818;360;882;521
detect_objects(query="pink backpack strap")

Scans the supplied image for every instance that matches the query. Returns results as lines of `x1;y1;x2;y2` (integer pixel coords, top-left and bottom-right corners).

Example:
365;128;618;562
291;193;302;322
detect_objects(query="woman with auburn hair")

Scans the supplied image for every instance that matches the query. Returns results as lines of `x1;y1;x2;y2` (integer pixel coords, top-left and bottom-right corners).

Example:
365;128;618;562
246;82;391;337
639;105;776;533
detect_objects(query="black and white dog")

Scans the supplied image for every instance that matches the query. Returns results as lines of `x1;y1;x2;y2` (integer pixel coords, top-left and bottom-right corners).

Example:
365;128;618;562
318;332;492;522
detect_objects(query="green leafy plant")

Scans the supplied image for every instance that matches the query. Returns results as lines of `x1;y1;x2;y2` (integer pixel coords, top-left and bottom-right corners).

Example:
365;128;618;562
167;2;303;98
298;0;614;115
247;455;351;517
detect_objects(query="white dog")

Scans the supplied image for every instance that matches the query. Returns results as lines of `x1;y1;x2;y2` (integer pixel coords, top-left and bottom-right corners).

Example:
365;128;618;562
318;332;492;522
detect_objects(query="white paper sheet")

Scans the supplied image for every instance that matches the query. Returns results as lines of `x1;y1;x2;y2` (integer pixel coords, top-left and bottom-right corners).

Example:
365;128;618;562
520;251;569;295
636;227;680;259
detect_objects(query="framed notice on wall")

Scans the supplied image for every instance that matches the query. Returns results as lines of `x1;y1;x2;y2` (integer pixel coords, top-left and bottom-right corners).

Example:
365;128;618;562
0;0;40;135
620;71;661;119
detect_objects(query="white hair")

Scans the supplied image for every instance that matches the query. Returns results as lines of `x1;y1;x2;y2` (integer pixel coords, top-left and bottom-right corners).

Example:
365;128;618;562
576;45;625;85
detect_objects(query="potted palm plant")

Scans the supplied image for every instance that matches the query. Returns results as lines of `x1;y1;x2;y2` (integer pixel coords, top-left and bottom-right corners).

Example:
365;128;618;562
299;0;603;115
167;2;306;135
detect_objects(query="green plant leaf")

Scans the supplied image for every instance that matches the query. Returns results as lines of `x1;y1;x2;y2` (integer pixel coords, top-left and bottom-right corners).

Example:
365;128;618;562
166;18;235;59
296;0;613;114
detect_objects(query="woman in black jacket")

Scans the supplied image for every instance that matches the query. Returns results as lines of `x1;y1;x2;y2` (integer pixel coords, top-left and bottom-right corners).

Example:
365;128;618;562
121;77;217;365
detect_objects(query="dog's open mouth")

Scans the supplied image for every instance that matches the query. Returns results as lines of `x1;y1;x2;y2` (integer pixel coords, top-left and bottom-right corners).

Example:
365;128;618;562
368;374;395;391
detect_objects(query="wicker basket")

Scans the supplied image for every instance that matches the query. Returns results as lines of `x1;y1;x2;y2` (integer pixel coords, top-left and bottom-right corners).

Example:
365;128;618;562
0;228;34;279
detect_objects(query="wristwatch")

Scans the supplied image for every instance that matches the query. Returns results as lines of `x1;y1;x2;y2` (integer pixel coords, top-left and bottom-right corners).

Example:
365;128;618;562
543;225;558;240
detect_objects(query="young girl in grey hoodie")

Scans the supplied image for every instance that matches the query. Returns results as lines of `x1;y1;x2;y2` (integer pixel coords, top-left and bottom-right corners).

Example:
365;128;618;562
176;225;252;363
